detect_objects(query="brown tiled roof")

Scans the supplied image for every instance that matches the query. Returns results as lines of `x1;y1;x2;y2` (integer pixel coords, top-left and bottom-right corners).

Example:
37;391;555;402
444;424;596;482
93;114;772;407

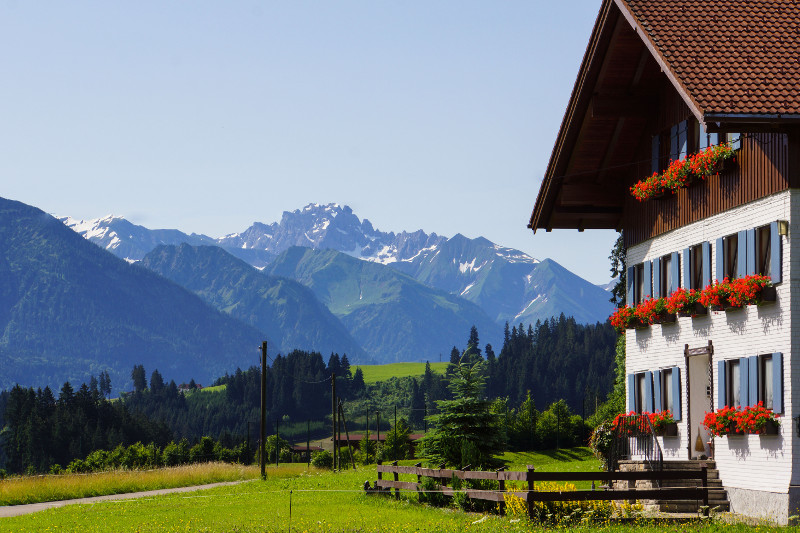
621;0;800;116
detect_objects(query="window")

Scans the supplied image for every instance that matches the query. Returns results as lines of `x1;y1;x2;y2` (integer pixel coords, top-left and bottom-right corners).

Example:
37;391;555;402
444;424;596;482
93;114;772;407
626;261;652;305
635;263;645;304
697;122;719;150
719;354;783;413
759;354;774;410
683;243;710;290
669;120;688;161
755;224;772;276
627;371;654;413
636;373;647;413
660;368;674;413
717;232;746;281
726;359;741;407
723;234;738;279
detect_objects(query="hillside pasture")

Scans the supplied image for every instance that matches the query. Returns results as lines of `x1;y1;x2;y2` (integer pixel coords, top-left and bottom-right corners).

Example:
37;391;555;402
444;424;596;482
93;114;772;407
354;361;448;384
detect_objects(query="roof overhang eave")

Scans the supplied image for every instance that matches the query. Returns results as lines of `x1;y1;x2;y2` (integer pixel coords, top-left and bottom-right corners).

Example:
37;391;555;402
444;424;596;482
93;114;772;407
704;113;800;132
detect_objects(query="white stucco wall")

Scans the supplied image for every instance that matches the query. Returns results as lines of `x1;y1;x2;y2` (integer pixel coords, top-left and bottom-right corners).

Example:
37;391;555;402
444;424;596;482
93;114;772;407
625;190;797;521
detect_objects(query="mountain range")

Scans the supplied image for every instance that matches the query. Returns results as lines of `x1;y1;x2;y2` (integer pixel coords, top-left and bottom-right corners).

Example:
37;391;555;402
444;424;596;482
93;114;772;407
0;197;264;392
63;203;614;327
0;198;613;392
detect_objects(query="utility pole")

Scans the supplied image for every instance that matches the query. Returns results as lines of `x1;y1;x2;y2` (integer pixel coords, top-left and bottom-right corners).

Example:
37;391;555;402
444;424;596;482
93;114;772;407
307;419;310;467
376;410;380;445
394;404;397;460
276;417;280;467
260;341;267;480
331;373;337;471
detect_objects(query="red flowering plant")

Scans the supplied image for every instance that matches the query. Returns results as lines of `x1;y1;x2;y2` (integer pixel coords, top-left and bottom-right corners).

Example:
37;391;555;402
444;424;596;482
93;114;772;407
726;274;771;307
665;287;702;315
630;143;737;201
610;306;635;333
735;402;780;434
698;278;733;309
704;404;780;436
647;410;675;433
612;411;650;435
703;405;741;437
699;275;772;309
633;297;667;325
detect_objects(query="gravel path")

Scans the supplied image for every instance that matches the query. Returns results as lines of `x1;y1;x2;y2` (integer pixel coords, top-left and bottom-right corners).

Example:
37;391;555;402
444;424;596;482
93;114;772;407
0;479;252;518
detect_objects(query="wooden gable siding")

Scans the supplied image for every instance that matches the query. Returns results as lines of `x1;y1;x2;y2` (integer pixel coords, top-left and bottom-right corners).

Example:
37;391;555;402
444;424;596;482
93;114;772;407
622;87;790;248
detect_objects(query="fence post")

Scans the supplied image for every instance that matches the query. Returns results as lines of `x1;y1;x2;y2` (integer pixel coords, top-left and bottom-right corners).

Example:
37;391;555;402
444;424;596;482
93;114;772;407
377;459;382;483
392;460;399;500
526;465;535;520
496;467;506;514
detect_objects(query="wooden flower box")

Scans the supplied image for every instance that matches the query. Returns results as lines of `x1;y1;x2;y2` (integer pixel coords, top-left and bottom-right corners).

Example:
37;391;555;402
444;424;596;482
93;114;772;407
759;419;780;436
656;422;678;437
759;285;777;304
678;303;708;318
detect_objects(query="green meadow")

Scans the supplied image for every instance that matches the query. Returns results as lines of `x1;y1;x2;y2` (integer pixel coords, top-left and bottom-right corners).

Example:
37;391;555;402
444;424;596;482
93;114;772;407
354;361;448;384
1;450;791;532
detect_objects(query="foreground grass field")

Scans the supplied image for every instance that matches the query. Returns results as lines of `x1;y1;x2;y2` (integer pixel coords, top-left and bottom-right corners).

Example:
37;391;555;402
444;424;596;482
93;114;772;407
1;450;792;532
354;361;448;384
0;463;259;507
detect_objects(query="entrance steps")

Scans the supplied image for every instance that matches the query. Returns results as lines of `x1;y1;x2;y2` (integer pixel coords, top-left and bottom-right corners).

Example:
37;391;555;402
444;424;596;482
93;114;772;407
616;460;730;513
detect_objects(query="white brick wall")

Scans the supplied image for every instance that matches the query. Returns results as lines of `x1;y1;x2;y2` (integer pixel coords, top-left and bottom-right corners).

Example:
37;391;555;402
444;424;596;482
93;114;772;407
625;190;796;495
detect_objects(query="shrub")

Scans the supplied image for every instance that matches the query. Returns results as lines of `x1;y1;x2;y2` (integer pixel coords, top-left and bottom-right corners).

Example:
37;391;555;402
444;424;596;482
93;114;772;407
311;450;333;469
505;482;613;524
418;476;447;507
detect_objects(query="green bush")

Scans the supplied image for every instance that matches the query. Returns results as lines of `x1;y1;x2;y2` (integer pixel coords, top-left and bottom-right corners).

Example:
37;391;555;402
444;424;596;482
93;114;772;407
162;439;190;466
189;437;216;464
311;450;333;469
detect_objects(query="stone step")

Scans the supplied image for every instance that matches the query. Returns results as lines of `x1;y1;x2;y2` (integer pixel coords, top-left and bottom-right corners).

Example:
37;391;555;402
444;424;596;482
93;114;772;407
657;500;730;513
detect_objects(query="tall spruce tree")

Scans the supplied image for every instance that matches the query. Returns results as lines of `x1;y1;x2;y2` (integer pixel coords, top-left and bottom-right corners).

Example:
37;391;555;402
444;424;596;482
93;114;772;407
421;360;504;468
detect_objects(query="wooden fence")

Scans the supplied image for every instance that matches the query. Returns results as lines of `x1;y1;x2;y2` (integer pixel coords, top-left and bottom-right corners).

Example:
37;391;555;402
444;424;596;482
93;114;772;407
371;461;709;517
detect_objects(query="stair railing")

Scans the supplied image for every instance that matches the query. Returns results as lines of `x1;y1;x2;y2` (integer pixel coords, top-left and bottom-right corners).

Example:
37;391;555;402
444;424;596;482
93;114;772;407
608;414;664;486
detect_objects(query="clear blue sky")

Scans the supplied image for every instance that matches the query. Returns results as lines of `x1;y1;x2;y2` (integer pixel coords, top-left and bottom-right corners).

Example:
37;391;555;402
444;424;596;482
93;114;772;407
1;0;616;284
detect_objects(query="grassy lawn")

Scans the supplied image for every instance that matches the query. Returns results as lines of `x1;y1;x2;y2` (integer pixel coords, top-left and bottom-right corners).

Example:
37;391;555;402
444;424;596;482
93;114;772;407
1;451;791;532
0;463;258;507
354;361;448;384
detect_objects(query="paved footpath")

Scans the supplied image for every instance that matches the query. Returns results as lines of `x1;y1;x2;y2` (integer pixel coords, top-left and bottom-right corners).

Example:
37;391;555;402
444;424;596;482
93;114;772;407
0;480;251;518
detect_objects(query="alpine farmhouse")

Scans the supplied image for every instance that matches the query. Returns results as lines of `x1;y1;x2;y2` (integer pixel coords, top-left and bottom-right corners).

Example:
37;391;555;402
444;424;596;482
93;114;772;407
529;0;800;524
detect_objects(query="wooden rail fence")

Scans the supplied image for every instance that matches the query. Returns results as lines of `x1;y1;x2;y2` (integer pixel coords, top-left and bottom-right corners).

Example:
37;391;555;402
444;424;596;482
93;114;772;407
370;461;709;517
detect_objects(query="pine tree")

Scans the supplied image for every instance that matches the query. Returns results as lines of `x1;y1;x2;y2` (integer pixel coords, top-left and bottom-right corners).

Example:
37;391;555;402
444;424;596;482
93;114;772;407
150;369;165;393
609;231;626;306
131;365;147;392
420;360;504;468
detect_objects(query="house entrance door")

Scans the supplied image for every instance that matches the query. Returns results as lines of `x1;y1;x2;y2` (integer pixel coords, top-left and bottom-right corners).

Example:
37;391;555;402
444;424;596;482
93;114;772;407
687;352;712;459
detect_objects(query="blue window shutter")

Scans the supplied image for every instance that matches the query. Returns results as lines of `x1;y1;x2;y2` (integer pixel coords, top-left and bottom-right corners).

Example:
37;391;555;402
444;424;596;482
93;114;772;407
710;131;719;146
773;353;783;413
678;120;688;159
627;374;636;412
737;230;747;279
643;261;652;299
653;370;662;411
683;248;691;289
770;221;781;284
653;258;661;299
670;252;680;293
670;124;678;160
748;356;758;408
730;132;742;151
715;238;724;281
672;367;682;421
717;361;726;409
739;357;749;407
699;122;708;150
651;135;660;174
746;229;756;276
626;265;635;305
702;241;712;288
644;371;654;413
